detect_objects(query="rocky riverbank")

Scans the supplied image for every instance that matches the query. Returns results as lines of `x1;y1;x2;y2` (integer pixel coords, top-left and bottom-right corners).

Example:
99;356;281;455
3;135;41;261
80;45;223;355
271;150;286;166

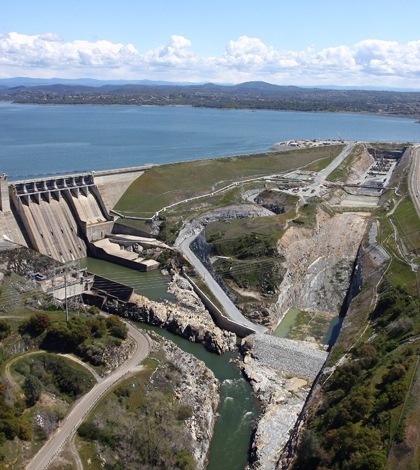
239;334;328;470
158;335;221;469
118;273;236;354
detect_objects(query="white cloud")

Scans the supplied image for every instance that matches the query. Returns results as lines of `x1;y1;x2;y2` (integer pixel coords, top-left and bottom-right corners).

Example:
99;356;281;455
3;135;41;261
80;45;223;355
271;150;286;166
1;32;420;86
39;33;63;43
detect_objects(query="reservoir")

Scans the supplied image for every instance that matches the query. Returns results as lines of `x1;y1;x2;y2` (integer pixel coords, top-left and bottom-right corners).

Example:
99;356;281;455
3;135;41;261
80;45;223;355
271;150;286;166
1;102;419;180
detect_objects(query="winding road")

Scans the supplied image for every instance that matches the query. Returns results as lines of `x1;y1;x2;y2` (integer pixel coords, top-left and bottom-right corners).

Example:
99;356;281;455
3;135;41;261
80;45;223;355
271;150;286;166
26;321;150;470
179;235;267;333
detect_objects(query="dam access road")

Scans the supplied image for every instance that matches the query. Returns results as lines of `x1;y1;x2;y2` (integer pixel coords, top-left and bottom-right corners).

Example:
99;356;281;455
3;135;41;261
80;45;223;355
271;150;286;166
26;321;150;470
179;235;267;333
409;145;420;219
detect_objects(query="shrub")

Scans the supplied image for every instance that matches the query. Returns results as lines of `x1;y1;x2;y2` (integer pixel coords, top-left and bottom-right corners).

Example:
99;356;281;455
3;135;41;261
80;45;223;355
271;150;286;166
0;320;11;340
88;306;101;315
77;421;97;440
114;386;131;398
109;323;128;340
382;364;406;384
28;312;51;335
177;405;193;421
387;317;413;338
386;380;408;407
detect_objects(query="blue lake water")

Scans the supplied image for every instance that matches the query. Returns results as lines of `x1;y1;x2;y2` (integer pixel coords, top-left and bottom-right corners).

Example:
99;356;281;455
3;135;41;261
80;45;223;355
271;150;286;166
0;101;419;181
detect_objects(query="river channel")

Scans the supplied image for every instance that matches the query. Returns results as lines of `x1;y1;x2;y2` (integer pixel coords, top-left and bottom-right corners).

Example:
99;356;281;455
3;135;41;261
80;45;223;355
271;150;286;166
80;257;260;470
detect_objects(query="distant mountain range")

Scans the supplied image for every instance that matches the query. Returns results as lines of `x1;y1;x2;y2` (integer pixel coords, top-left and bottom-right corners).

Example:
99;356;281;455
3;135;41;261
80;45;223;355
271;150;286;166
1;77;420;93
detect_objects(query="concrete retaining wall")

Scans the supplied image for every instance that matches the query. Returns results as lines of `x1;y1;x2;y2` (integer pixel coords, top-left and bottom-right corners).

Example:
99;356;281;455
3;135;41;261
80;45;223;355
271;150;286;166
92;274;134;302
86;221;114;242
184;274;256;337
88;241;156;272
112;221;154;238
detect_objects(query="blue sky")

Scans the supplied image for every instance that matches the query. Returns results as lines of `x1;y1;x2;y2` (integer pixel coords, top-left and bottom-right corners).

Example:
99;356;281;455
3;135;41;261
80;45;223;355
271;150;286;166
1;0;420;87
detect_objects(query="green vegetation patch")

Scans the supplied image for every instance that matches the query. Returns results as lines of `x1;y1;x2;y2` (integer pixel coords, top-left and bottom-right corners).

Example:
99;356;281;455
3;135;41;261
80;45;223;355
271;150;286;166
304;155;336;172
385;258;418;295
77;342;197;470
213;258;284;298
292;202;318;228
391;194;420;254
205;212;293;251
115;146;343;217
13;353;95;403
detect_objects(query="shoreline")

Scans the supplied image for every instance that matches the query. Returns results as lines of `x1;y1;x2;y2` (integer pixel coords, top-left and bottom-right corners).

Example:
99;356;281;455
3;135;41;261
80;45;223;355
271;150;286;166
0;99;419;121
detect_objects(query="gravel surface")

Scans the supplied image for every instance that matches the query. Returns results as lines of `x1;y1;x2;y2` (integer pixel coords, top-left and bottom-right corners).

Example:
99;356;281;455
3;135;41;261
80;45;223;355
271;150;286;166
252;334;328;379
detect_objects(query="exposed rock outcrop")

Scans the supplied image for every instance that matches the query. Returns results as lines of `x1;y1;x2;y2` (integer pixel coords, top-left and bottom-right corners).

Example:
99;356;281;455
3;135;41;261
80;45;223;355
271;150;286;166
239;336;313;470
118;277;236;354
345;146;375;183
101;336;136;371
254;190;294;215
161;338;220;469
175;204;272;246
269;209;369;329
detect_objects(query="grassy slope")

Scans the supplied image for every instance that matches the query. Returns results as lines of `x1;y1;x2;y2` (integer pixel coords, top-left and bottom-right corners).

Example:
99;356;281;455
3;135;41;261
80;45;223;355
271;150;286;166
115;146;343;217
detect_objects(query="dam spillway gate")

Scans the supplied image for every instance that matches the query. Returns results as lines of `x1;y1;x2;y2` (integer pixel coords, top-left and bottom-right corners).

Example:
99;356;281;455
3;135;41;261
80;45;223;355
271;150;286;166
9;174;114;263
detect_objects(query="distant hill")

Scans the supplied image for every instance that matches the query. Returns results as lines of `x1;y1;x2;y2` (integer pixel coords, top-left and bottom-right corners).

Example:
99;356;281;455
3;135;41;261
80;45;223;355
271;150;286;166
1;79;420;118
0;77;206;88
1;78;419;93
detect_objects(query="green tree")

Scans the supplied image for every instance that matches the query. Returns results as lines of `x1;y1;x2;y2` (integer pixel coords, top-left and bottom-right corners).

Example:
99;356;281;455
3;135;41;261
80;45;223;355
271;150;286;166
109;322;128;340
28;312;51;335
24;375;42;405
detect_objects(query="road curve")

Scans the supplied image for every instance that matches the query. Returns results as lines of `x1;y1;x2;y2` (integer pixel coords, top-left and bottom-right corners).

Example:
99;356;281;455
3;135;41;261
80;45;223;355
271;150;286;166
26;322;150;470
179;235;267;333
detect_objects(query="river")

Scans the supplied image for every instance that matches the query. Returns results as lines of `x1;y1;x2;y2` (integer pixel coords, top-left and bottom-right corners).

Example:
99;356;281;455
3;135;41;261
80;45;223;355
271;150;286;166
137;323;259;470
79;257;260;470
1;101;419;180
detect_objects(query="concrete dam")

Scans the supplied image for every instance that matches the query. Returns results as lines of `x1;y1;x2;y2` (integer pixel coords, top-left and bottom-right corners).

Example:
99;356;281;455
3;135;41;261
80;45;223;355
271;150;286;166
0;166;150;265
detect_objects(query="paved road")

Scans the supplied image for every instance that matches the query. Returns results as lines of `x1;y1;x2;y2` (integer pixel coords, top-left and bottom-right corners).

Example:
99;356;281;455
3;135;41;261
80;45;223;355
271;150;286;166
179;236;267;333
409;145;420;219
314;142;355;185
26;322;150;470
